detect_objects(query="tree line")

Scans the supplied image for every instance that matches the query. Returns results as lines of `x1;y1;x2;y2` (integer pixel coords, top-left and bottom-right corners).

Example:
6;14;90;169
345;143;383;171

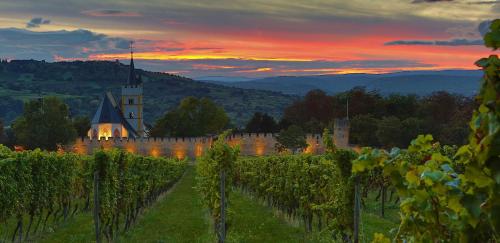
244;88;474;148
0;87;474;151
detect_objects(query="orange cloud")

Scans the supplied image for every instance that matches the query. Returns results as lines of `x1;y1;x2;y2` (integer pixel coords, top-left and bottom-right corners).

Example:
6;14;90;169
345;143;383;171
90;52;312;62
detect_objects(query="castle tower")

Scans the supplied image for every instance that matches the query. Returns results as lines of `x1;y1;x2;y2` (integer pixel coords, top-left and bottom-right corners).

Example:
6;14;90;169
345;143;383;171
333;99;350;148
333;118;350;148
121;43;145;137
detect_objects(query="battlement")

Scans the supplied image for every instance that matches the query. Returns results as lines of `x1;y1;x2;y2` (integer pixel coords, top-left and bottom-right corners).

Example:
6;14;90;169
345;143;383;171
122;84;142;89
68;131;348;159
121;85;143;96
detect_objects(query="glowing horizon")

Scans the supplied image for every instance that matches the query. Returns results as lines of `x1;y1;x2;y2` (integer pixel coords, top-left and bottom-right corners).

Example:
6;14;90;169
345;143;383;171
0;0;497;78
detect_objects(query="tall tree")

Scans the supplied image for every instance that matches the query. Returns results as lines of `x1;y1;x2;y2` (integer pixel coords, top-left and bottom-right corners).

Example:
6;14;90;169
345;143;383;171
345;87;384;117
12;96;77;150
401;117;426;146
383;94;419;119
245;112;279;133
0;119;4;144
283;89;334;133
72;116;91;138
376;116;403;148
275;125;308;153
150;97;229;137
349;114;379;146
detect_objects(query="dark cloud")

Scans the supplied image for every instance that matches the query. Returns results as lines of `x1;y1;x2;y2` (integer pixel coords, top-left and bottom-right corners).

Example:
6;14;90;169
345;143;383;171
0;28;131;60
81;9;141;17
385;38;483;46
390;20;493;46
26;17;51;28
479;20;492;36
412;0;454;3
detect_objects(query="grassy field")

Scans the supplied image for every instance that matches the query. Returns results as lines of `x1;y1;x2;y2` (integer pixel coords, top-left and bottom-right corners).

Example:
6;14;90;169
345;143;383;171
32;165;398;243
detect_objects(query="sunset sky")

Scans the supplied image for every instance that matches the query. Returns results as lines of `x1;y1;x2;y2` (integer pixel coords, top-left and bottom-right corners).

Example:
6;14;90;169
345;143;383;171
0;0;497;78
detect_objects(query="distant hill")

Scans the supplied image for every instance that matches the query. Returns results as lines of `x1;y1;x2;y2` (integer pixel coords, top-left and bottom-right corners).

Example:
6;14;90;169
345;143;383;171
0;60;297;126
200;70;483;96
196;76;255;82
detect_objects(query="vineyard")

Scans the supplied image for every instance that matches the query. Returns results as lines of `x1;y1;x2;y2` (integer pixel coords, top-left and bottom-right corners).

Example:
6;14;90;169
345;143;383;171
0;146;187;242
0;18;499;243
194;21;500;242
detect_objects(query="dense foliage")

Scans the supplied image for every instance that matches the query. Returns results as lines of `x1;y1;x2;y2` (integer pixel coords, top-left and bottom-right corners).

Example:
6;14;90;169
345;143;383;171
353;136;467;241
0;119;4;144
233;149;356;238
196;131;240;240
72;116;91;138
354;19;500;242
0;145;186;242
244;112;279;133
150;97;230;137
275;125;308;153
282;89;474;147
12;96;77;150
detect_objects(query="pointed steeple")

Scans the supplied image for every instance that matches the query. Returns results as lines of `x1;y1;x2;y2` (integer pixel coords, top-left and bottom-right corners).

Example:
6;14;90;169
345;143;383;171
127;41;139;85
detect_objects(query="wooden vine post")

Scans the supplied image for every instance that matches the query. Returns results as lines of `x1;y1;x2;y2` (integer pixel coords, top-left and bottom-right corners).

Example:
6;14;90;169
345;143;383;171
381;185;386;218
196;130;239;243
353;175;360;243
219;169;226;243
93;171;101;243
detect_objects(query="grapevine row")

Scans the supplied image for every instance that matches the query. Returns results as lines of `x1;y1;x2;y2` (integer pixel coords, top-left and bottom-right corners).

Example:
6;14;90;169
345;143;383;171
196;130;357;240
0;145;187;242
233;151;355;238
196;131;240;242
355;20;500;242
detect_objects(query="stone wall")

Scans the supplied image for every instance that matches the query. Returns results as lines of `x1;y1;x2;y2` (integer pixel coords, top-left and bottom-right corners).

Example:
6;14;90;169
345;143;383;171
71;136;210;159
68;120;350;159
69;133;337;159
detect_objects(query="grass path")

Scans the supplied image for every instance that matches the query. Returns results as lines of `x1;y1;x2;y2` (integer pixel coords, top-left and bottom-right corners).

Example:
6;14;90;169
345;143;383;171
226;191;309;243
117;166;212;243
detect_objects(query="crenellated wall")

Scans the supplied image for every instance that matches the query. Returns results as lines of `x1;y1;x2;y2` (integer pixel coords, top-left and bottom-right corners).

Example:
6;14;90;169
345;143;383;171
68;118;350;159
68;133;341;159
71;136;211;159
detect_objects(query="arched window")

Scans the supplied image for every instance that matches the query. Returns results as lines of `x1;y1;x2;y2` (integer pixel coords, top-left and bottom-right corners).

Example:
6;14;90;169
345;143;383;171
114;128;120;138
102;128;109;138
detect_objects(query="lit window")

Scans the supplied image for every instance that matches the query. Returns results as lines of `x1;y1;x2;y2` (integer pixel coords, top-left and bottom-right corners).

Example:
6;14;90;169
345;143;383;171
114;128;120;137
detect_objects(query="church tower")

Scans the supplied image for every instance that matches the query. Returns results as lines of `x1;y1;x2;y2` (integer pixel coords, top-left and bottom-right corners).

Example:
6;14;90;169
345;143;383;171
121;42;145;137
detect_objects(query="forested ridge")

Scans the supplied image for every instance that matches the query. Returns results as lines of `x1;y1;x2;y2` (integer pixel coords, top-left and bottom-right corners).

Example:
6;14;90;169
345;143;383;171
0;59;296;126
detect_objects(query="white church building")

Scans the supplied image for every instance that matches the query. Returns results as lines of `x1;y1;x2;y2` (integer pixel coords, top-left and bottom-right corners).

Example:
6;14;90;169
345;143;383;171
88;51;147;140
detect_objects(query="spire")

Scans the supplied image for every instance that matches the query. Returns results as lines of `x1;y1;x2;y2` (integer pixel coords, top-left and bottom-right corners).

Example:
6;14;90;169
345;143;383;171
127;41;139;85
